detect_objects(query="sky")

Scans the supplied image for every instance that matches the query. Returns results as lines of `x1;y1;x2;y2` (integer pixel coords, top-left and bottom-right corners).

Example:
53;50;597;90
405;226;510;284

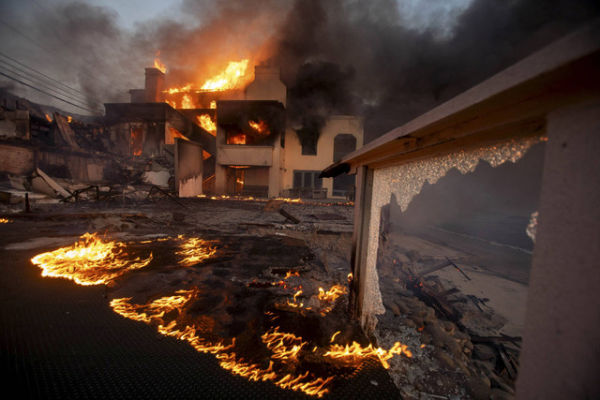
0;0;474;115
90;0;474;35
84;0;187;28
0;0;595;137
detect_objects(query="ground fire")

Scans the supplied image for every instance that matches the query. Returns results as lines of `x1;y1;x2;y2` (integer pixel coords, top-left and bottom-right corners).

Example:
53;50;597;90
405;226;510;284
29;231;414;398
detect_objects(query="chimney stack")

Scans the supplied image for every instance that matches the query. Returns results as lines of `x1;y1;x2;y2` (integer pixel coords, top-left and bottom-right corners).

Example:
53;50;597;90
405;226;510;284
144;68;165;103
245;65;286;106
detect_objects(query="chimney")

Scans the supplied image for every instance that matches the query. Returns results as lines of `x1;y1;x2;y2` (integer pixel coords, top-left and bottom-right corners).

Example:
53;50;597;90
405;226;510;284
144;68;165;103
245;65;286;106
253;65;281;80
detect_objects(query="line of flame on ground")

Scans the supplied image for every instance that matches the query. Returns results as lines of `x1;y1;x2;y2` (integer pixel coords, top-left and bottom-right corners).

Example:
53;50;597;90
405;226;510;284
196;194;353;207
262;327;306;361
217;352;334;397
111;290;413;395
30;233;153;286
0;218;11;223
176;235;218;267
275;284;347;316
110;292;333;397
324;340;413;369
32;234;413;397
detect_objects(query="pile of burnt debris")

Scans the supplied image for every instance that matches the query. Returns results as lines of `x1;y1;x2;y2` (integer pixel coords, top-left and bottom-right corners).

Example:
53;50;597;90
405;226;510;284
374;236;521;400
0;91;181;208
1;158;174;208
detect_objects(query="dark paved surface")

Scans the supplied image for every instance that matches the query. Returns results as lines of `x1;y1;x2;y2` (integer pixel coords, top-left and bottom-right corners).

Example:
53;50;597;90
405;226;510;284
0;223;400;399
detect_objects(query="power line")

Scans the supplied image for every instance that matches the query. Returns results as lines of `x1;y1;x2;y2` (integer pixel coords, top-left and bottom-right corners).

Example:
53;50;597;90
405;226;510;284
0;60;90;105
0;71;100;114
0;66;96;115
0;51;88;99
0;18;114;89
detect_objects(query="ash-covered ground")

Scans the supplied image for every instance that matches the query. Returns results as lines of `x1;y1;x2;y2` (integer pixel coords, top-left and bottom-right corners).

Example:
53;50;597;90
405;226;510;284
0;197;402;399
1;196;522;399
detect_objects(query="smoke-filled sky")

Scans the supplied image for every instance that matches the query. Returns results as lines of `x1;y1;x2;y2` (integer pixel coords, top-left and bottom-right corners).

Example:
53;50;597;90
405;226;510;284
0;0;598;140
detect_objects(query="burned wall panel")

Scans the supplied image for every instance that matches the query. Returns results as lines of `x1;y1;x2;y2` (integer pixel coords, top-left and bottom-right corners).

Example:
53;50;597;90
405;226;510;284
0;143;34;175
175;138;203;197
37;151;108;182
355;136;547;330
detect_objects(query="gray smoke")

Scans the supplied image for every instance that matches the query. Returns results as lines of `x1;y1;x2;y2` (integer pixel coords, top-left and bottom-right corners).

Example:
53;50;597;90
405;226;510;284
0;0;598;138
270;0;600;141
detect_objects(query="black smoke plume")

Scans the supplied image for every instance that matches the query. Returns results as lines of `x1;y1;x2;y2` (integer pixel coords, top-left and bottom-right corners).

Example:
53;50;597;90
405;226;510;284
270;0;600;141
1;0;598;140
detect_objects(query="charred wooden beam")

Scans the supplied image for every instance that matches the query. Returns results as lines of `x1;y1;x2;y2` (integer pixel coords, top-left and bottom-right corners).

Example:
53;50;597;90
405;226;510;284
279;208;300;224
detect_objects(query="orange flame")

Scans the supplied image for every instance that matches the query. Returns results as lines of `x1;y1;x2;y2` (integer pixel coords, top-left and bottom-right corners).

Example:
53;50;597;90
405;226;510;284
33;235;352;398
154;59;167;74
166;84;192;95
30;233;153;286
67;116;73;123
175;235;217;266
217;353;278;381
324;341;413;369
153;51;167;73
330;331;341;343
201;59;249;91
111;292;332;398
110;293;235;355
227;134;247;145
197;114;216;136
110;289;194;324
0;218;10;224
182;94;195;109
248;119;269;136
217;352;333;398
274;197;302;203
317;284;347;302
284;270;300;280
261;327;306;361
210;100;217;109
130;127;143;156
168;126;189;144
44;113;53;122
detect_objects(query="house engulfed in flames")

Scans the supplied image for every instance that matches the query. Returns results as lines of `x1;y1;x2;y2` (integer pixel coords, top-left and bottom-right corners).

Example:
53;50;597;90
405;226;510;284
104;63;363;199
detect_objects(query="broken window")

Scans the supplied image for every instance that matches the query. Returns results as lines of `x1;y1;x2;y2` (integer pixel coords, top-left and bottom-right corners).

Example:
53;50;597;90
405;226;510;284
300;136;317;155
361;136;547;396
333;133;356;162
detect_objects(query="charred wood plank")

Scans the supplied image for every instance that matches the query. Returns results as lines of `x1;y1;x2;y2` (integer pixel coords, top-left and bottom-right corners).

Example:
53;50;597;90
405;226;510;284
415;260;452;279
147;185;188;209
446;257;471;281
279;208;300;224
470;335;522;345
497;343;517;379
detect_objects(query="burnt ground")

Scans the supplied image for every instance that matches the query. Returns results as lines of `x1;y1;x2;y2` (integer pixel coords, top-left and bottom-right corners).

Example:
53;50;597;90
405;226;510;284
0;197;401;399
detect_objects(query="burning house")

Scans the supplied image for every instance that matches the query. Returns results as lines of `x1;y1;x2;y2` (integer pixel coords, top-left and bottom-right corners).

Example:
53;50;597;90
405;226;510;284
1;1;598;399
107;62;363;199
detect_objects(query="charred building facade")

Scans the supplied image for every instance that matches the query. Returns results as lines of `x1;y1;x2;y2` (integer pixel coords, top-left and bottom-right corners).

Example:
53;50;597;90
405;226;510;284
110;63;363;199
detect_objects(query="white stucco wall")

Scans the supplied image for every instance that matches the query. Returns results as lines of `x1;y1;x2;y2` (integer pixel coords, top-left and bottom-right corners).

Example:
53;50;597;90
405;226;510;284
282;115;363;198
